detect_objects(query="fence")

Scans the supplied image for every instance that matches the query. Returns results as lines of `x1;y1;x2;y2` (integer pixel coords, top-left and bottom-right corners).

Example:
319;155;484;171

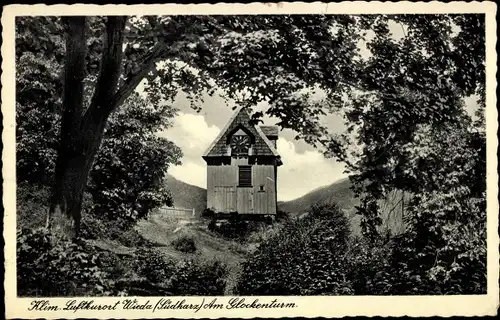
155;207;196;218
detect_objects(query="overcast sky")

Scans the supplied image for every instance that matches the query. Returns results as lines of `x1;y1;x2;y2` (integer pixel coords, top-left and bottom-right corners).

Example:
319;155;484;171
151;18;479;202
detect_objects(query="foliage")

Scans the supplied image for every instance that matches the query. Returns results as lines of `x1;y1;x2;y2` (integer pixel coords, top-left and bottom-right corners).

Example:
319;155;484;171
17;225;227;297
276;209;291;221
343;119;487;295
135;249;227;295
17;228;115;296
208;218;269;243
236;203;353;295
98;251;136;282
135;249;176;284
88;93;182;222
15;17;64;184
171;235;197;253
117;227;154;248
79;213;108;240
202;208;216;219
383;120;486;294
16;183;51;230
344;235;394;295
80;214;154;248
209;219;249;240
169;258;228;296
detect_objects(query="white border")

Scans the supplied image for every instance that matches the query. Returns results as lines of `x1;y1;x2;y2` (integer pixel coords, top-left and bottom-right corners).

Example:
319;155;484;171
2;2;499;318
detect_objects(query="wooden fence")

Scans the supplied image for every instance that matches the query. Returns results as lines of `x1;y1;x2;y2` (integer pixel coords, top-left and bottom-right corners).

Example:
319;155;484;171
154;207;196;218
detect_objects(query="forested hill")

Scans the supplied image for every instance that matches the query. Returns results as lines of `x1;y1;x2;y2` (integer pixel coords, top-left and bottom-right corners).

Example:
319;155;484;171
165;174;207;215
278;178;354;215
278;178;406;235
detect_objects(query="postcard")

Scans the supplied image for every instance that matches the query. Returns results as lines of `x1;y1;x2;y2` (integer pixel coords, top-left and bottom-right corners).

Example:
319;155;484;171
2;1;499;318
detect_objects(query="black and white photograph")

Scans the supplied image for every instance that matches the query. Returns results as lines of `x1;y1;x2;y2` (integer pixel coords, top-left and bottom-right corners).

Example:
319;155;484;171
2;2;498;318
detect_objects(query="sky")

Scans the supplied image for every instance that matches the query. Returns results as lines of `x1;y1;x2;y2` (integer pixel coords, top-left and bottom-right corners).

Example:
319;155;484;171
150;18;479;202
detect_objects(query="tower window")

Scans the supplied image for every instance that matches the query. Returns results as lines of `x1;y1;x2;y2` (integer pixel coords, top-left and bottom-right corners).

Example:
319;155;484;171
238;166;252;187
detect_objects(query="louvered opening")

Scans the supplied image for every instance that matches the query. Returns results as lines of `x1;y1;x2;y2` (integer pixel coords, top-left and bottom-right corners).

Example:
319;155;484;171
238;166;252;187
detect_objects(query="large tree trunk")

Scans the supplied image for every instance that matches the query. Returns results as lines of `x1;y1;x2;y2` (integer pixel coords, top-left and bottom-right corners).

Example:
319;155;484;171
47;16;127;240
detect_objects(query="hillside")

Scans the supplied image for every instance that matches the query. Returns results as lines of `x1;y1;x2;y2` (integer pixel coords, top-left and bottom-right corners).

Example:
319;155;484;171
278;178;406;235
165;174;207;215
278;178;355;215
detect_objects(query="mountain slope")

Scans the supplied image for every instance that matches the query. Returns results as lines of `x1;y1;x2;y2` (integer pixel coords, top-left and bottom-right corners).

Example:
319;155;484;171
278;178;406;235
278;178;354;215
165;174;207;215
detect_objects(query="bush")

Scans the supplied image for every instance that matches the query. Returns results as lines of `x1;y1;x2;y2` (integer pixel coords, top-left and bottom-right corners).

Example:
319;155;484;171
80;214;153;248
211;219;249;239
79;213;108;240
202;208;216;218
209;218;268;242
17;228;114;296
171;235;197;253
276;210;290;221
117;227;154;248
134;250;228;295
16;183;51;230
135;249;176;284
344;235;393;295
170;258;228;296
99;251;132;281
236;203;353;295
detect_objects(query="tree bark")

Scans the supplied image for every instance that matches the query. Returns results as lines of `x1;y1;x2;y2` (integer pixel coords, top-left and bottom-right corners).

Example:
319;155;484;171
47;16;88;239
47;16;128;240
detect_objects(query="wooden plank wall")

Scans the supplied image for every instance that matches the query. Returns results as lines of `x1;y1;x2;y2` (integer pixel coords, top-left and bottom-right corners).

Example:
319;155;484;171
252;165;276;214
214;186;235;212
237;187;254;213
207;165;237;210
207;163;277;214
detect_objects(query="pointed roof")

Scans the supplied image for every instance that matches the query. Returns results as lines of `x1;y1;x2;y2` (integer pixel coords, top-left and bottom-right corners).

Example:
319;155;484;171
203;106;280;158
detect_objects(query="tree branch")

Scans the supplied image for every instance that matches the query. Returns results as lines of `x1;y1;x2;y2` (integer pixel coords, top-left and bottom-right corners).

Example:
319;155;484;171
82;16;128;127
111;42;169;108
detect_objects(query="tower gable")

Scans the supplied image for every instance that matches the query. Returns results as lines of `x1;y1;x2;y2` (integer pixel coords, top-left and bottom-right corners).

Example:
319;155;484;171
203;107;279;158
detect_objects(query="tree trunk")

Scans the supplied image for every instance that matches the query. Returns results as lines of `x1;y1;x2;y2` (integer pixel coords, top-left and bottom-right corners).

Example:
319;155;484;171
47;16;128;240
46;16;88;239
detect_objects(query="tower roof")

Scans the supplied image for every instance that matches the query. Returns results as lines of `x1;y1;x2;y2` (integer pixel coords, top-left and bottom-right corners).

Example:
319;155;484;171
260;125;279;137
202;107;280;158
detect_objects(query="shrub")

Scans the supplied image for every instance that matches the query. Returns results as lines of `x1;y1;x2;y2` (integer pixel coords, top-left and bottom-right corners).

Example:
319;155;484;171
212;219;248;239
276;210;290;221
17;228;114;296
169;258;228;296
79;213;108;240
202;208;216;218
98;251;131;280
209;218;268;242
16;183;51;230
134;250;228;296
236;203;353;295
171;235;197;253
135;249;176;284
117;227;154;248
80;214;153;248
344;235;393;295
